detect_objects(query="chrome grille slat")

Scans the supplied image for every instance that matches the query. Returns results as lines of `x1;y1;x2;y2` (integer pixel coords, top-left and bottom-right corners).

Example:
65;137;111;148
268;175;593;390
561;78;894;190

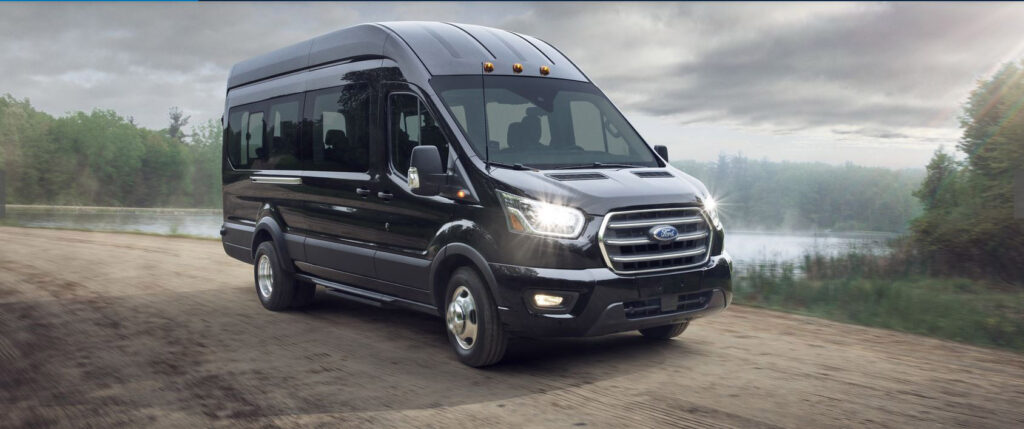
609;246;707;263
604;230;708;246
598;207;713;274
607;216;705;229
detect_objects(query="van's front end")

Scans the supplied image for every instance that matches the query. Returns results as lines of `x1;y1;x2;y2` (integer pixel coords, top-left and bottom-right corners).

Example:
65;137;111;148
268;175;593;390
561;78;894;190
430;74;732;341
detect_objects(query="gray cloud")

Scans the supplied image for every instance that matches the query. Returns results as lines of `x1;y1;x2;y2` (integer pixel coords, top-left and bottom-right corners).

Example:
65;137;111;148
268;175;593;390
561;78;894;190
1;2;1022;160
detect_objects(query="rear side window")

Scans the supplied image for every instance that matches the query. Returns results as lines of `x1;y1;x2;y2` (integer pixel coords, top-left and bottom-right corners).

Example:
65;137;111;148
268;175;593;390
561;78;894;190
265;97;302;170
225;106;265;169
389;93;448;176
305;83;370;172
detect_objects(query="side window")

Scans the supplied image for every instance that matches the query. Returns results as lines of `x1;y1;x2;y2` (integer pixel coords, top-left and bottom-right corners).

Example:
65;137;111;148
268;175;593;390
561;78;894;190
225;105;264;169
264;97;302;170
305;84;370;172
389;93;448;176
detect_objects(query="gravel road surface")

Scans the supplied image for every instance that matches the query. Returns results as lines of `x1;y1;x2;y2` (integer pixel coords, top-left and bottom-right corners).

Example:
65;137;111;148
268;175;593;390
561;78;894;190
1;226;1022;428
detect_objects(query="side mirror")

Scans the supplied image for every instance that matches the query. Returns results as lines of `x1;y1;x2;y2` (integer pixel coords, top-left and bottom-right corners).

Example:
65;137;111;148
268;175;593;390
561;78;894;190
654;145;669;161
408;145;445;196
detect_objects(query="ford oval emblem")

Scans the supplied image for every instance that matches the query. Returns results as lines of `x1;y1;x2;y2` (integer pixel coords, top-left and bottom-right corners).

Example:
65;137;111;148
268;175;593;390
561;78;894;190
649;225;679;242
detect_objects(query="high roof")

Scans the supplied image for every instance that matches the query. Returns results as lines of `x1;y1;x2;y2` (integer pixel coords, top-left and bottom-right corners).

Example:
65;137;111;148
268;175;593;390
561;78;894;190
227;22;588;91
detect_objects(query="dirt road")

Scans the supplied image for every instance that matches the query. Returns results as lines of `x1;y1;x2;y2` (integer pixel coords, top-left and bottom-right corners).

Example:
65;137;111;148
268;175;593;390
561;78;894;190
1;226;1022;428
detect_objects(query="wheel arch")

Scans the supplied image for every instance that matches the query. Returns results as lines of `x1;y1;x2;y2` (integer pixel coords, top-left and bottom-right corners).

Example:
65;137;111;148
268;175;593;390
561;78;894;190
251;214;294;273
429;243;502;316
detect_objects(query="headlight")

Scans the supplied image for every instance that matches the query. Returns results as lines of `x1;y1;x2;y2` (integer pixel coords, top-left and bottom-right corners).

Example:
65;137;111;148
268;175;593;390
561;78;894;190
498;191;585;238
703;196;722;229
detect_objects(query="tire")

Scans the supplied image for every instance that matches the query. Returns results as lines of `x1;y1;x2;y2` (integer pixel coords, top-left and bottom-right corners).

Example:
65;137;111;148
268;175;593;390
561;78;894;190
444;267;508;367
290;280;317;309
639;321;689;340
253;241;298;311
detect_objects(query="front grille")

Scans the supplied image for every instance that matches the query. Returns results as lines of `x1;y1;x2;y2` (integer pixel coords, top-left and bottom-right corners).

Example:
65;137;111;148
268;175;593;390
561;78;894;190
623;290;714;319
598;207;712;273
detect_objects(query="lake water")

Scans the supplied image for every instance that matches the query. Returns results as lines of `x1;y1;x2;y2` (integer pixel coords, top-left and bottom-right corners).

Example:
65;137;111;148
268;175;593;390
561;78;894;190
3;206;895;270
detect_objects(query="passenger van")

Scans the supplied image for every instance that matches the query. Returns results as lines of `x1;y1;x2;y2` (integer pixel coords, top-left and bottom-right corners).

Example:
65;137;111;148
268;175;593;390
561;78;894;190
221;22;732;367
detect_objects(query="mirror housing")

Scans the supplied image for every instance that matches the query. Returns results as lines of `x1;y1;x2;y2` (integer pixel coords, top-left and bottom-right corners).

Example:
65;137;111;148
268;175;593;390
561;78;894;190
654;145;669;161
408;145;445;196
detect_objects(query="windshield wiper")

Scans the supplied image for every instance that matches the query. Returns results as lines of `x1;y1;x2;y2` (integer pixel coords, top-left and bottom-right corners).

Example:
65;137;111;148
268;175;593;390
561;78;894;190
555;162;639;170
488;161;537;171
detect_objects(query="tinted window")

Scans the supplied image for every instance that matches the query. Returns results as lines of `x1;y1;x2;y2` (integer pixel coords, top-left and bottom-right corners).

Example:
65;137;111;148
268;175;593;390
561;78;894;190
264;97;302;170
225;105;265;170
389;93;448;176
305;84;370;172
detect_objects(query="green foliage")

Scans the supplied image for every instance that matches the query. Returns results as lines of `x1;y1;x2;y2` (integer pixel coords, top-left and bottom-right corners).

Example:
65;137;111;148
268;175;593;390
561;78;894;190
673;155;923;232
912;62;1024;282
0;95;221;208
736;252;1024;352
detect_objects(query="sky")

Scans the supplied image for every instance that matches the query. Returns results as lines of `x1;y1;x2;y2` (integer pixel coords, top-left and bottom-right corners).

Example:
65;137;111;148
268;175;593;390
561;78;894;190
1;2;1023;169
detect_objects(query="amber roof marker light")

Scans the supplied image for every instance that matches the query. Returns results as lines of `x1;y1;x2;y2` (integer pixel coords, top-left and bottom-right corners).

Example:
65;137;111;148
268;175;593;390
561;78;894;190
540;65;550;76
512;63;524;74
483;62;495;73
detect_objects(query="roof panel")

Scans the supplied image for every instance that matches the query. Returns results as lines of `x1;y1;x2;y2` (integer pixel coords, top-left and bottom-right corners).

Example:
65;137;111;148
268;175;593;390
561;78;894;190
227;21;589;90
379;21;489;75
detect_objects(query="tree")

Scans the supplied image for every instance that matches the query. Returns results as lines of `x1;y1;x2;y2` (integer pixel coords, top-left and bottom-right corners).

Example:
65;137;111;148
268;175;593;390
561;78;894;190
167;107;191;142
913;148;960;212
911;61;1024;282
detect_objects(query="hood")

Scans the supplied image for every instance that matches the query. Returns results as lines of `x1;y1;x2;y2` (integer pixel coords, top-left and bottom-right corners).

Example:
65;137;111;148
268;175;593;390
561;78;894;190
489;166;710;215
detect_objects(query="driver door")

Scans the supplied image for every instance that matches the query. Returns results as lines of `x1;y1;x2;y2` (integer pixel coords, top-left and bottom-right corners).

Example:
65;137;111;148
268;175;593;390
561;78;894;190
372;82;456;291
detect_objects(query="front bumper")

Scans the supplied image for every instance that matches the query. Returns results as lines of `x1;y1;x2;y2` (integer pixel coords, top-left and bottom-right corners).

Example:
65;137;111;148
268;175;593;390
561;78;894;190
490;252;733;337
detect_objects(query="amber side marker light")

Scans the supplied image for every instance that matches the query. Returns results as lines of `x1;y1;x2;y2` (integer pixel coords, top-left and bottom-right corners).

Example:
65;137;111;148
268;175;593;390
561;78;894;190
456;189;468;199
512;63;524;74
483;62;495;73
540;65;550;76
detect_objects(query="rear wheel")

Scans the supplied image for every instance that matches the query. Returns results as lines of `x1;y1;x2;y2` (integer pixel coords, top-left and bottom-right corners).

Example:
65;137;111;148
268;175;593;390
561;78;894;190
253;241;298;311
445;267;508;367
639;321;689;340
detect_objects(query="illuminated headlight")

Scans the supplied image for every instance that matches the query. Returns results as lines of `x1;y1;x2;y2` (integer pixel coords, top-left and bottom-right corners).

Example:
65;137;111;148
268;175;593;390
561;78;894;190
498;190;585;238
703;196;722;229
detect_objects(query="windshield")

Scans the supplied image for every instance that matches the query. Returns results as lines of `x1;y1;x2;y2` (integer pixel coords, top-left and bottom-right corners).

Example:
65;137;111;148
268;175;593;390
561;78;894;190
432;76;659;169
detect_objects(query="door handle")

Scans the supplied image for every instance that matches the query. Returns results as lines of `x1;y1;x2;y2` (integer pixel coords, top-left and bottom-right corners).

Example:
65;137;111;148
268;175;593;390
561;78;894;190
377;191;394;201
356;187;371;197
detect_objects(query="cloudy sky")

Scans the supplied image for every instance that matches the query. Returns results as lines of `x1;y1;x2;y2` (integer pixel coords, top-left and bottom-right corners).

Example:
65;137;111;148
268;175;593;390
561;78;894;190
2;2;1023;168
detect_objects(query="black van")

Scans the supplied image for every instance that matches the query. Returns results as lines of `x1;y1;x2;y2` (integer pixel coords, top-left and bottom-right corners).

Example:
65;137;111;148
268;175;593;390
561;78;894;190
221;22;732;367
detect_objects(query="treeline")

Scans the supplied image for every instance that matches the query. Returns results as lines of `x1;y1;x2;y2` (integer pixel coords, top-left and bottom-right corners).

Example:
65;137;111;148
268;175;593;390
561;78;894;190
0;95;221;208
673;156;924;232
911;62;1024;282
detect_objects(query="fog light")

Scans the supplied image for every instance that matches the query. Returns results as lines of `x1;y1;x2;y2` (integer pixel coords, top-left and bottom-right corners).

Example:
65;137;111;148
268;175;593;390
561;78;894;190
533;293;565;308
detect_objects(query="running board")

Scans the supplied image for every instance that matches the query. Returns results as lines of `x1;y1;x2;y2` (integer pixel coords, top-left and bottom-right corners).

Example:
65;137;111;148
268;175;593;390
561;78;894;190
297;274;437;315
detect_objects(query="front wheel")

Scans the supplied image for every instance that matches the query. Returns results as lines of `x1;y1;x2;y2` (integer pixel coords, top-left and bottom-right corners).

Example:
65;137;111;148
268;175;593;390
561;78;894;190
639;321;689;340
444;267;508;367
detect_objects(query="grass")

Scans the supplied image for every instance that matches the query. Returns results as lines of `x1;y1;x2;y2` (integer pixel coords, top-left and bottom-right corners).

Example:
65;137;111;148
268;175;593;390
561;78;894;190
736;254;1024;352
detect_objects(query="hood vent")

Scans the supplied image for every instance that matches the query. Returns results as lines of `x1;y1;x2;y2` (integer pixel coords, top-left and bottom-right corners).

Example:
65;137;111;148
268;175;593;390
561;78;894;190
633;171;675;178
546;172;608;181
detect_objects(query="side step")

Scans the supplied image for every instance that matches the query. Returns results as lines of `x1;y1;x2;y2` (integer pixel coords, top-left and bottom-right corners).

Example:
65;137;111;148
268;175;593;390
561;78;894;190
296;274;437;315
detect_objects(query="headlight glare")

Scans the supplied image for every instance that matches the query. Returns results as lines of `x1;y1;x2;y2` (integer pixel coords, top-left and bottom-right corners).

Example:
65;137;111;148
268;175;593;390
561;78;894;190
498;191;585;238
703;196;722;228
